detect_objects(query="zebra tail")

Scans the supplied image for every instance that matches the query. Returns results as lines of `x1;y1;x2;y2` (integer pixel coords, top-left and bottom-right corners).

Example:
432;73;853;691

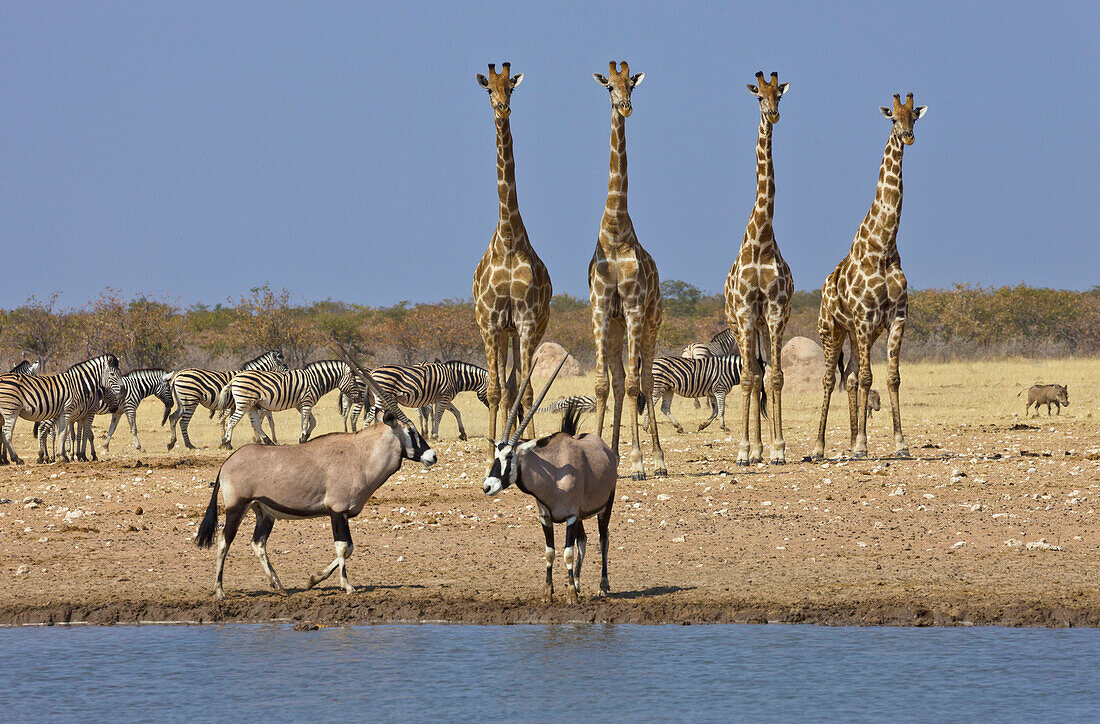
212;384;232;417
33;421;40;439
195;475;221;549
160;403;172;426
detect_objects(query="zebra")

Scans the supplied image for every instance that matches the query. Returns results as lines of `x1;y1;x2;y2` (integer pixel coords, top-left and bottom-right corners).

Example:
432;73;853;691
414;360;490;441
9;360;40;375
346;360;490;440
681;328;737;409
0;354;123;464
680;327;737;360
537;395;598;414
166;350;287;450
359;362;461;440
100;368;175;452
640;354;767;434
219;359;363;448
37;374;123;463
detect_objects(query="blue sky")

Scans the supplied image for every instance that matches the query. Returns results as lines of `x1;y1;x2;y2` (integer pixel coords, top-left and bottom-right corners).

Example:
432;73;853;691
0;1;1096;309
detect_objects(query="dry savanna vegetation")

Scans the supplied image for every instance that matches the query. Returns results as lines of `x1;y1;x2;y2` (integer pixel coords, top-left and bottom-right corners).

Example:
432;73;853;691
1;355;1097;627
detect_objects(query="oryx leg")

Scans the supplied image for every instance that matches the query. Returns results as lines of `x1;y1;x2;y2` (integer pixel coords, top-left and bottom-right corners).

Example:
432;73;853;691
308;513;355;594
540;512;555;602
597;500;613;595
214;502;247;600
563;517;580;603
250;508;286;595
572;519;587;594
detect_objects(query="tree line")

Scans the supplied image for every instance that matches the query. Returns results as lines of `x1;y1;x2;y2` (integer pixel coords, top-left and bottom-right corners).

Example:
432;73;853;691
2;282;1097;373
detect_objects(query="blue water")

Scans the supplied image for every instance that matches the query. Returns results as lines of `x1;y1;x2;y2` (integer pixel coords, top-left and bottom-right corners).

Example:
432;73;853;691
2;624;1098;722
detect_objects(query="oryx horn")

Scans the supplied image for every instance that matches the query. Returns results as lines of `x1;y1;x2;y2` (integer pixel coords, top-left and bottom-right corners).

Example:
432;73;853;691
501;361;536;443
508;355;568;445
329;340;412;426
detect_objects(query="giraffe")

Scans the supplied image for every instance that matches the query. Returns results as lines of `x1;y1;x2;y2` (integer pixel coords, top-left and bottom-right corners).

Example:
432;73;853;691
472;63;552;444
723;72;793;466
812;93;928;460
590;61;666;481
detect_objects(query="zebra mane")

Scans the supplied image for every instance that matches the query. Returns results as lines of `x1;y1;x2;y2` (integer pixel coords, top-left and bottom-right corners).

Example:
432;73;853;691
710;328;734;344
65;353;119;372
243;350;283;369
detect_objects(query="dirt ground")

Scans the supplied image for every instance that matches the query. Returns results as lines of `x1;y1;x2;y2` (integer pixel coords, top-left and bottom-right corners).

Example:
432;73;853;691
2;358;1098;627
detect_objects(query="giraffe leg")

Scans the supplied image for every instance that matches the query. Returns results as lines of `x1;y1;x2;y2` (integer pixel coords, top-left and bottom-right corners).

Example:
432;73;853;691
591;308;613;442
517;325;540;439
748;332;764;464
643;329;666;477
886;318;910;458
767;322;786;464
482;330;501;448
623;317;645;480
735;324;757;466
844;336;859;451
607;318;626;458
852;332;876;459
813;325;844;460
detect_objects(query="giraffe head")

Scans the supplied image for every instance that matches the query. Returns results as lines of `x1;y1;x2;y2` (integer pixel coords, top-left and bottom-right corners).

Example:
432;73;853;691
880;93;928;145
746;71;789;124
475;63;523;119
593;61;644;118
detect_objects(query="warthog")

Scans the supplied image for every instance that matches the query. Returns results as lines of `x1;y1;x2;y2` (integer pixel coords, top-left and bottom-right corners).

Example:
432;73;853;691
1019;384;1069;416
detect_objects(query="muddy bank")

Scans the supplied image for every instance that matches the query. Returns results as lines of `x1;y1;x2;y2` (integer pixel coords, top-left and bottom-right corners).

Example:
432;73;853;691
6;592;1100;628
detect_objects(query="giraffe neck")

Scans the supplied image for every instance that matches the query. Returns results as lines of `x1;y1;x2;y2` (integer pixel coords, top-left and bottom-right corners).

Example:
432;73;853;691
749;115;774;233
603;111;629;225
495;116;523;244
855;131;906;258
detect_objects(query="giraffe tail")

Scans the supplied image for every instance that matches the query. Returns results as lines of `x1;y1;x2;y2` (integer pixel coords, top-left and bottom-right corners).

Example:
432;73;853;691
837;348;847;392
756;345;769;421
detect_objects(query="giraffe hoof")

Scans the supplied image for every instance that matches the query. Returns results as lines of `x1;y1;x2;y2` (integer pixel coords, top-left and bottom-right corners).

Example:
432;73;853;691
631;471;646;481
736;460;750;467
770;458;785;465
895;449;912;459
655;467;668;477
852;451;867;460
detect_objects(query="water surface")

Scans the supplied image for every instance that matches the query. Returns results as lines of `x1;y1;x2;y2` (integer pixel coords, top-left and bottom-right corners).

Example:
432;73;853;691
3;624;1097;722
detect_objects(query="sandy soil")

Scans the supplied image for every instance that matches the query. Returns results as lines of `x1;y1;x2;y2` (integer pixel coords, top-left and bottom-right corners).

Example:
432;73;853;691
2;358;1098;627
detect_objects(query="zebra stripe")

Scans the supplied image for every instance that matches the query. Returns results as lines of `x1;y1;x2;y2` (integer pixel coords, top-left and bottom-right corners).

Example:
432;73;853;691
344;360;490;440
680;328;737;360
537;395;598;414
362;362;459;440
641;354;766;434
101;368;175;452
221;359;361;447
0;354;122;464
166;350;287;451
37;376;123;463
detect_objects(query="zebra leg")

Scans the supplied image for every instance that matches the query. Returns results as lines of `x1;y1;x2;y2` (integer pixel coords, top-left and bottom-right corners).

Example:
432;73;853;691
443;402;467;441
431;398;451;441
717;390;729;431
179;403;199;450
698;390;719;431
660;391;685;433
299;403;316;443
418;406;431;436
127;405;142;451
3;413;24;465
58;411;75;463
263;410;278;444
104;410;123;452
246;409;273;445
221;403;250;449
